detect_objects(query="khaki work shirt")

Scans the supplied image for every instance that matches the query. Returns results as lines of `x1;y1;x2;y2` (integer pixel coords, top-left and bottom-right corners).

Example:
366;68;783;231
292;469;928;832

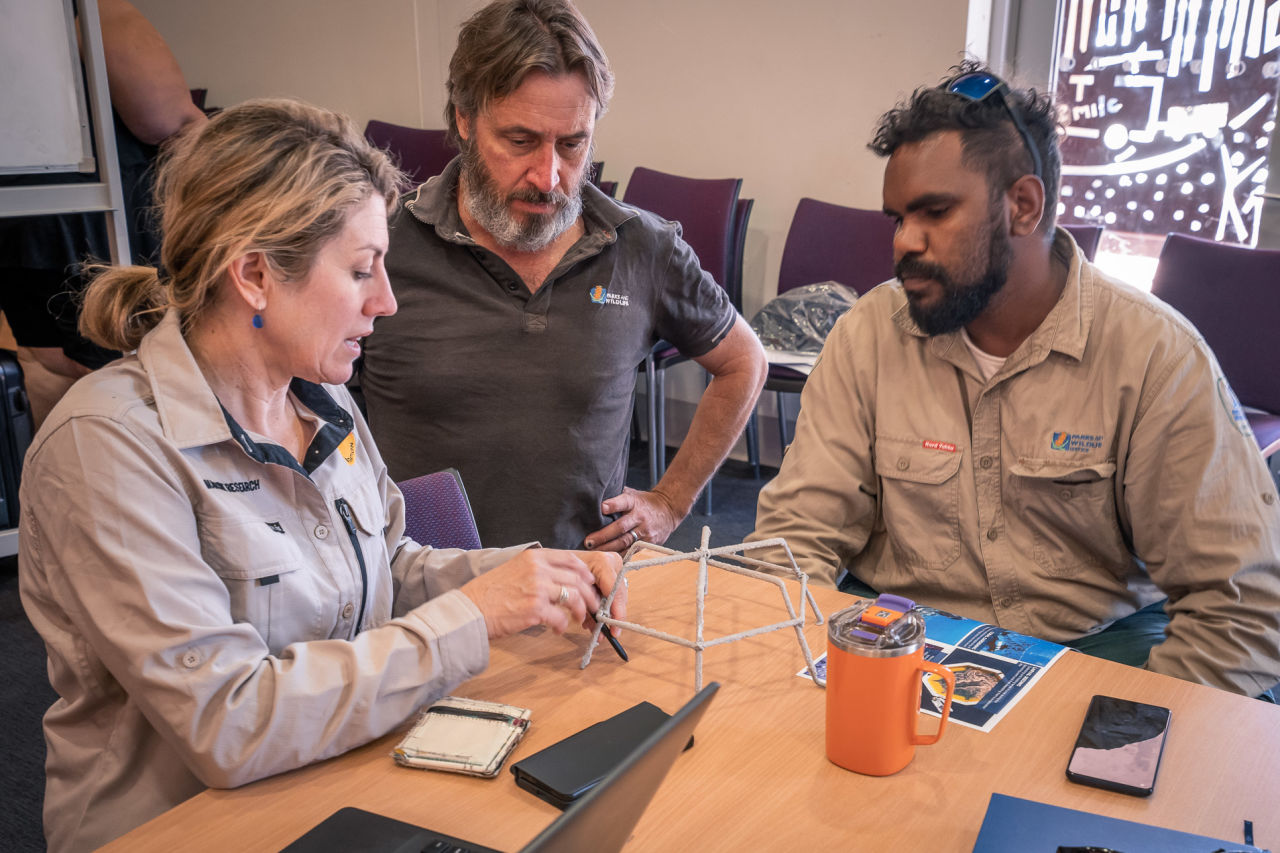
751;229;1280;696
19;311;524;852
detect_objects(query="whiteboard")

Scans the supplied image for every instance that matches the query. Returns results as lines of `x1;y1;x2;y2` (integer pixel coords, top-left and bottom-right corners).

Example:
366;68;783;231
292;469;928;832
0;0;93;174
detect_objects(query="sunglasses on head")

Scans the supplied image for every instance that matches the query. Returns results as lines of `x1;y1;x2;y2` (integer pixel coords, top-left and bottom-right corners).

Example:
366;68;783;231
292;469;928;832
946;71;1044;181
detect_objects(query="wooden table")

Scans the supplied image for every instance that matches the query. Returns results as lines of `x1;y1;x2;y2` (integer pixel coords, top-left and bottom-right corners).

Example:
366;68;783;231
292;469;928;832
105;558;1280;852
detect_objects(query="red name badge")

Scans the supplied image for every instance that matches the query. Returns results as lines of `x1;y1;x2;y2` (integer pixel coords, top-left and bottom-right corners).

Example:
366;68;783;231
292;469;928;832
922;440;957;453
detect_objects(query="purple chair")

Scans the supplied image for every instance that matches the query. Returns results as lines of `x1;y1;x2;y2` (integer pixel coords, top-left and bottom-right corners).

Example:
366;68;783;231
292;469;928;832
621;167;744;491
397;468;482;550
363;120;456;188
1150;233;1280;460
760;198;897;456
1063;223;1104;261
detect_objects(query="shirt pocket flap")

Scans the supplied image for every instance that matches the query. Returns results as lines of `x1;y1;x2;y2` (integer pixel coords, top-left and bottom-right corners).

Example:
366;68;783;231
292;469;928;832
875;442;964;486
344;486;387;537
1009;459;1117;484
198;516;305;581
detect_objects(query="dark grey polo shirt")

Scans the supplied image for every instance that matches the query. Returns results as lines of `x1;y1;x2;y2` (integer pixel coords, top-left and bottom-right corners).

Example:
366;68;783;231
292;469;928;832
362;158;736;549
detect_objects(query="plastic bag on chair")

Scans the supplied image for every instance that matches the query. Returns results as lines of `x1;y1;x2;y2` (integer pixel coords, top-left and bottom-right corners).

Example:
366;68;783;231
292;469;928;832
749;282;858;353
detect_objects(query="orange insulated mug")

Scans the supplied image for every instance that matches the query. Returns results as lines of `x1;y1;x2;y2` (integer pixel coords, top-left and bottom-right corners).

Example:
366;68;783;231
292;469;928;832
825;594;955;776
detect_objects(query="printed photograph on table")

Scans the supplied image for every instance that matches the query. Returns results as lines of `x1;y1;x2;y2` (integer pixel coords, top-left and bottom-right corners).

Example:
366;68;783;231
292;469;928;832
1053;0;1280;246
915;608;1067;669
920;647;1031;728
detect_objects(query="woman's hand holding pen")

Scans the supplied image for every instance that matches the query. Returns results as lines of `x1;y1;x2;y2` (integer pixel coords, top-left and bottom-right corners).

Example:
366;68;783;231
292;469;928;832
461;549;626;641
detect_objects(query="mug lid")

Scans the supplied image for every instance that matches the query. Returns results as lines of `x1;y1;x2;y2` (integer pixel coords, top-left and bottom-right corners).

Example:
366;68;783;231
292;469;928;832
829;593;925;655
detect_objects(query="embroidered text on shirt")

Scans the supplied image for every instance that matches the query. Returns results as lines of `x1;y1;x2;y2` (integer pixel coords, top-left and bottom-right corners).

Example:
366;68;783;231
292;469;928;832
203;479;261;493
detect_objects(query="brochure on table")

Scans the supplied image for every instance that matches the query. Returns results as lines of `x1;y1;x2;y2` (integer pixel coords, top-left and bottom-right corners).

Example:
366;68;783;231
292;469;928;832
798;605;1071;732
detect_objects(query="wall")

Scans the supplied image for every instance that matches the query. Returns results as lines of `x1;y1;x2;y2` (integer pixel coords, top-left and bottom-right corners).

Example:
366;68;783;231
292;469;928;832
131;0;969;463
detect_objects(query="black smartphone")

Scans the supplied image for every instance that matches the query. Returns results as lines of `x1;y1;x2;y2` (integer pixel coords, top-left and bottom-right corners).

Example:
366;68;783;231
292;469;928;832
1065;695;1171;797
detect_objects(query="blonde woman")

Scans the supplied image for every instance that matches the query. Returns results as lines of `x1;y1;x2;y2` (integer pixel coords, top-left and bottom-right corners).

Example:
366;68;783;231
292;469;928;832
19;99;624;853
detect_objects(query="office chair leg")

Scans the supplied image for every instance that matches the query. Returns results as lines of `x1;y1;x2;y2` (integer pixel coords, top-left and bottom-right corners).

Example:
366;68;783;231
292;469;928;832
745;406;761;479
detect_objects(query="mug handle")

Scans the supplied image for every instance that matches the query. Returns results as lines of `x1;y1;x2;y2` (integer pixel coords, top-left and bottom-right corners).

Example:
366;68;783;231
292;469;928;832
912;660;954;746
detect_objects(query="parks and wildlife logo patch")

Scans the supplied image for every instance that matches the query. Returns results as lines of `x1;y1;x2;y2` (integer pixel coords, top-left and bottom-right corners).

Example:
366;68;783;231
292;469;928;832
588;284;629;307
1217;376;1252;437
1050;431;1103;452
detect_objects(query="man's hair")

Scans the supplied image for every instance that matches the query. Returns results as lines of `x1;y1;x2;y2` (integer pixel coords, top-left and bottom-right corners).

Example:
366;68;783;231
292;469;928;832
869;60;1061;233
445;0;614;148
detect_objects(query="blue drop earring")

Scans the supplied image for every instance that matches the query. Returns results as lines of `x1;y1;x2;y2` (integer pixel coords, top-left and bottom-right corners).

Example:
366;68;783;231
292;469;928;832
252;313;264;329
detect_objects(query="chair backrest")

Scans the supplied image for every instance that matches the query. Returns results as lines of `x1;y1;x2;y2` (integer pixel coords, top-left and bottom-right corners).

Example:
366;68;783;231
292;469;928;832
363;120;455;188
777;197;896;296
727;197;754;312
397;468;482;550
622;166;742;289
1063;223;1104;261
1150;232;1280;413
590;161;618;198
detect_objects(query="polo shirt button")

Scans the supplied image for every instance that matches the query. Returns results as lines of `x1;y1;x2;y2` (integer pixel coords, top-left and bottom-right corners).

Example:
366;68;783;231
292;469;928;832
342;603;355;619
987;528;998;541
897;458;909;470
1264;493;1275;505
980;456;993;469
1059;488;1073;500
181;650;200;669
507;282;519;292
315;524;329;539
998;597;1014;609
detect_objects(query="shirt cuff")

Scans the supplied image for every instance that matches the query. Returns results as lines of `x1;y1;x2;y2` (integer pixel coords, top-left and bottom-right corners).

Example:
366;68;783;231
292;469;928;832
398;588;490;685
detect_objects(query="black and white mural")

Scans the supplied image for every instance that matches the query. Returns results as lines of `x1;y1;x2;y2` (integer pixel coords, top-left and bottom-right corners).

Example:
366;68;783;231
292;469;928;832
1054;0;1280;245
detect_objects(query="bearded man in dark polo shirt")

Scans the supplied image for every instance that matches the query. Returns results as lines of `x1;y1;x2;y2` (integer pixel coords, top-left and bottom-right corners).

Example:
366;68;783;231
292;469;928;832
361;0;766;551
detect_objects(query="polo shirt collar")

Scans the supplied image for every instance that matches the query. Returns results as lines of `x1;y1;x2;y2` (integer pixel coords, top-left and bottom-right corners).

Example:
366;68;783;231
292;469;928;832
137;309;354;468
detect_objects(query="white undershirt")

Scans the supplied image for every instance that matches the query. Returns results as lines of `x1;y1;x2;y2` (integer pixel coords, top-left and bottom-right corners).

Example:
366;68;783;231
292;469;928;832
961;328;1007;382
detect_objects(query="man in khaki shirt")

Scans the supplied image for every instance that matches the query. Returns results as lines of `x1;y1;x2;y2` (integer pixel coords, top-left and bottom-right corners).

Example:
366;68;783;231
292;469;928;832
750;62;1280;698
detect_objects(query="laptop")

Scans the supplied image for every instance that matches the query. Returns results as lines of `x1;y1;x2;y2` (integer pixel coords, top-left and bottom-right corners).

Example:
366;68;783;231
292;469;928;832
282;682;720;853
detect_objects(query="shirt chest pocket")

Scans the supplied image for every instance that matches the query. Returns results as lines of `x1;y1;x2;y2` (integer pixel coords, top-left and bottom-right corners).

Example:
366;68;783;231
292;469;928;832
1008;459;1129;577
874;439;964;571
198;516;321;655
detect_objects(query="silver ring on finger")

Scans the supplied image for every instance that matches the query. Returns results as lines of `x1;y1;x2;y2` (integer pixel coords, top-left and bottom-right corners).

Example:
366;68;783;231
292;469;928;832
628;530;639;546
556;584;570;607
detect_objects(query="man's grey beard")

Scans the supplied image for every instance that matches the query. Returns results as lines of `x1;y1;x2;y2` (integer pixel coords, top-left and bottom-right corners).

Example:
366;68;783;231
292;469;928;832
460;142;584;252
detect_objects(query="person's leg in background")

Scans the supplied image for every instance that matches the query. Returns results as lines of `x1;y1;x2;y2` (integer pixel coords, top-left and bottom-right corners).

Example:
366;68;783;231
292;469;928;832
0;268;103;430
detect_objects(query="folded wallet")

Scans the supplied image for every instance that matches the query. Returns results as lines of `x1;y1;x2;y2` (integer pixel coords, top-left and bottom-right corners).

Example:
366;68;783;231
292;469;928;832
509;701;673;809
393;696;531;777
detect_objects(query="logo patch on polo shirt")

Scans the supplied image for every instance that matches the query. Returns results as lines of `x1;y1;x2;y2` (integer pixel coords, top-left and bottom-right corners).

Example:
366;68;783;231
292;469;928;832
588;285;629;307
1050;432;1103;452
1217;376;1252;437
922;439;957;453
340;432;357;465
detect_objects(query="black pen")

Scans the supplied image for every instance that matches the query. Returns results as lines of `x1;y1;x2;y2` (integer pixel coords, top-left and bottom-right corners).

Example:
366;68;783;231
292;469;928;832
593;585;628;662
